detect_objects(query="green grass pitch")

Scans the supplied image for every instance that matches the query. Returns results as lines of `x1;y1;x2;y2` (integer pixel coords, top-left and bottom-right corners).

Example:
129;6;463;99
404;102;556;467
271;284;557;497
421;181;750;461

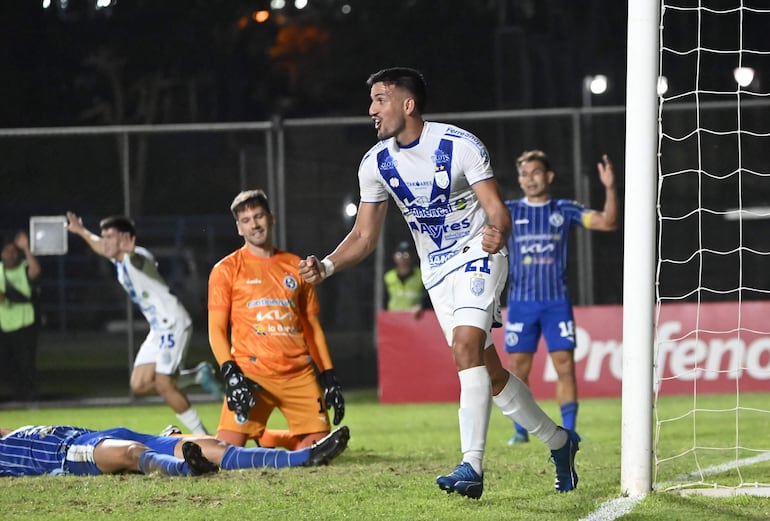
1;391;769;520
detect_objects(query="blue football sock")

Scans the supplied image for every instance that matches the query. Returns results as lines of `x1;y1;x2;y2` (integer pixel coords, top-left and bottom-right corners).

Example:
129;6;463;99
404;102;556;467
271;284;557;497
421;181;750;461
560;401;579;432
220;445;311;469
138;450;189;476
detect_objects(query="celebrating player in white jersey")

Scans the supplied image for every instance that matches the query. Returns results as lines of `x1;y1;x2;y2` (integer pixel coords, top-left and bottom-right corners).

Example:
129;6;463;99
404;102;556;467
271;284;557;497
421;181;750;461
67;212;209;434
503;150;617;445
298;67;580;498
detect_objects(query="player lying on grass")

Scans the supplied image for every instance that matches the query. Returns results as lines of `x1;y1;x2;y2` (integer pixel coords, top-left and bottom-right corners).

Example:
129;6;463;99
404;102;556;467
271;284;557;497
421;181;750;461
0;424;349;477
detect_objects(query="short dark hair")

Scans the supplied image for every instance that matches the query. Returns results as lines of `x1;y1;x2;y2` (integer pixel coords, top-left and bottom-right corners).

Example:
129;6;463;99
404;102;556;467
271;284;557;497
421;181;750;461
394;240;411;253
516;150;552;173
230;189;271;219
366;67;428;113
99;216;136;237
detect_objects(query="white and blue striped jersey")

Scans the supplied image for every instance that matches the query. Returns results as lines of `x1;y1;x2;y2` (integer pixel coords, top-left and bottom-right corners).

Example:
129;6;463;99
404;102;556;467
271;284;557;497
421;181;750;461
113;246;191;332
359;121;502;289
505;198;591;302
0;425;89;476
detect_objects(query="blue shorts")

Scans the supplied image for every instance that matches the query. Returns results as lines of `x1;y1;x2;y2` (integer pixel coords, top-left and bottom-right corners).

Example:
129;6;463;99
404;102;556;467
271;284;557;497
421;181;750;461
66;427;179;475
504;300;576;353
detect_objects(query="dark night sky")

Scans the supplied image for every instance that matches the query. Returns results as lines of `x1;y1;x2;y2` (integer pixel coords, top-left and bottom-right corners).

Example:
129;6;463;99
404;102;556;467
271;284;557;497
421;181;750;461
0;1;629;128
2;1;766;330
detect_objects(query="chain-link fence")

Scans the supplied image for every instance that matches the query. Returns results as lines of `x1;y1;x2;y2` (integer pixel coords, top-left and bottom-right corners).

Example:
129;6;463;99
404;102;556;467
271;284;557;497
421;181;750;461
2;105;629;403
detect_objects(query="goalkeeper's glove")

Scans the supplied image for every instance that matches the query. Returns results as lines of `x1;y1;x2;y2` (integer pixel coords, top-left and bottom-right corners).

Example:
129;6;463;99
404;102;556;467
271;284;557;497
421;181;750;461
318;369;345;425
221;361;256;424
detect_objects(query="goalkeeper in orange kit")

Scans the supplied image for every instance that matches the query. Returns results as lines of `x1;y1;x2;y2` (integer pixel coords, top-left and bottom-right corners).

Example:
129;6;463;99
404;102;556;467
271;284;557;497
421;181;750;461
208;189;345;449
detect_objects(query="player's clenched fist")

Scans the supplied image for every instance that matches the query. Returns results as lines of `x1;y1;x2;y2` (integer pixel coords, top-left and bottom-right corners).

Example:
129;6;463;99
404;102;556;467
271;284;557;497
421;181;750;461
299;255;332;284
481;224;505;254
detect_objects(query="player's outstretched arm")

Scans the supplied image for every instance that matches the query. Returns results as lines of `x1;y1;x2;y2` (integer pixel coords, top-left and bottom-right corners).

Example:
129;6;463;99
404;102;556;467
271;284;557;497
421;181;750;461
299;200;388;284
66;211;106;257
589;154;618;231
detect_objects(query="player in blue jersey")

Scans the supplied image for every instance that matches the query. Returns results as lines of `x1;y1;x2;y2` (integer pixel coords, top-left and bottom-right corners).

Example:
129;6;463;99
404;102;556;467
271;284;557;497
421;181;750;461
0;424;349;477
504;149;617;445
298;67;580;497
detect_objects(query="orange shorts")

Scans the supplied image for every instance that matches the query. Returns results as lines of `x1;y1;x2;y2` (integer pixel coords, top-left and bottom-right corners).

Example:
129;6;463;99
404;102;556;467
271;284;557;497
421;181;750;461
217;364;330;438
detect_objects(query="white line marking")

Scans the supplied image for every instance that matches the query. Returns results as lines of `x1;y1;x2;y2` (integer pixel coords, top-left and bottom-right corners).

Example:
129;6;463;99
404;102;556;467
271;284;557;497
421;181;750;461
579;451;770;520
578;495;645;521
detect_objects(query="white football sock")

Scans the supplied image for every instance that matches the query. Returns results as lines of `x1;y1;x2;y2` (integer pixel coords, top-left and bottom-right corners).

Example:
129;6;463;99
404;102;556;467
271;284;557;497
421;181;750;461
176;407;208;435
492;373;566;450
458;366;492;475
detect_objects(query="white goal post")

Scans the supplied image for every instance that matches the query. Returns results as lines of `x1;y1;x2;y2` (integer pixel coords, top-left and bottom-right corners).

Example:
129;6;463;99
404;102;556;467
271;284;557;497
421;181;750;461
624;0;770;498
620;0;659;497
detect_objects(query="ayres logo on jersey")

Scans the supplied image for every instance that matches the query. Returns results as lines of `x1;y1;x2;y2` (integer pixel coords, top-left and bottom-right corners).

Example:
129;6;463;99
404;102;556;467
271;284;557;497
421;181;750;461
410;218;471;240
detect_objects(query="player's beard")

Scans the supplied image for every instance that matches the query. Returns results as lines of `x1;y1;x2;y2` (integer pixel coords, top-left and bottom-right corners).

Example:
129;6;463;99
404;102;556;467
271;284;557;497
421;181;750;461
376;116;405;141
245;228;272;250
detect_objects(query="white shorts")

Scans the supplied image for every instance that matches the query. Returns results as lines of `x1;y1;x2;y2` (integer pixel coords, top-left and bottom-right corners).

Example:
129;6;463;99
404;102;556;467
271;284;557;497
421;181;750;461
427;252;508;349
133;322;192;375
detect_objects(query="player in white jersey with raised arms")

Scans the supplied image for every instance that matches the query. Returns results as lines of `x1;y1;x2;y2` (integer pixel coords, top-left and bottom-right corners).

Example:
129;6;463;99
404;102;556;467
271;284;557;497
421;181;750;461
298;67;580;498
67;213;210;435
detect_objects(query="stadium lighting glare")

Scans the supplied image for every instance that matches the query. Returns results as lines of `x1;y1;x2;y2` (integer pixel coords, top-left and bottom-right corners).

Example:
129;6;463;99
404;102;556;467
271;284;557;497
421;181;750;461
341;4;352;14
42;0;52;8
657;75;669;95
582;74;609;109
344;202;358;218
270;0;286;9
587;75;608;95
734;66;755;87
95;0;112;8
295;0;308;9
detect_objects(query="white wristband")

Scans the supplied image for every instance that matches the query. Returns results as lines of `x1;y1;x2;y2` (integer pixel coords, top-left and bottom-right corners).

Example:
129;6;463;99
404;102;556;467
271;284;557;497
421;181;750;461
321;257;335;278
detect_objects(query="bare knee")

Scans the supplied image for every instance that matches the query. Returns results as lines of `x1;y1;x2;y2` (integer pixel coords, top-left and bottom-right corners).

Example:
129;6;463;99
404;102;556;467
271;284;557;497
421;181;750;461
130;365;157;395
94;440;147;473
216;429;248;447
550;351;576;381
451;327;486;370
130;374;156;395
125;442;149;468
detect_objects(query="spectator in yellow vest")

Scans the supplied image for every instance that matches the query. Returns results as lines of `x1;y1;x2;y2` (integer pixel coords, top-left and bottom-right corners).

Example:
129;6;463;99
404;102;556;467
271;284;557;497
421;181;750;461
0;231;41;402
383;241;430;319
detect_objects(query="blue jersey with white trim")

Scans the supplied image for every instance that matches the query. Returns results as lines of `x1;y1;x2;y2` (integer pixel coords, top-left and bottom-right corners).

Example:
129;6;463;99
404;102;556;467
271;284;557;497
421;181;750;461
505;198;590;302
359;121;502;289
0;425;91;477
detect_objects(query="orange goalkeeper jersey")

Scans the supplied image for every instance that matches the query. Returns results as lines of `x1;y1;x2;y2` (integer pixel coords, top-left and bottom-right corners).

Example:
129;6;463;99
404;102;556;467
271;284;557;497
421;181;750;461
208;247;320;377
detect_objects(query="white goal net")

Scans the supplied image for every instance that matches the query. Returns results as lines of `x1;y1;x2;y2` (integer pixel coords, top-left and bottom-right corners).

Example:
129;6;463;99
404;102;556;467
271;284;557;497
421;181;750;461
655;0;770;495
